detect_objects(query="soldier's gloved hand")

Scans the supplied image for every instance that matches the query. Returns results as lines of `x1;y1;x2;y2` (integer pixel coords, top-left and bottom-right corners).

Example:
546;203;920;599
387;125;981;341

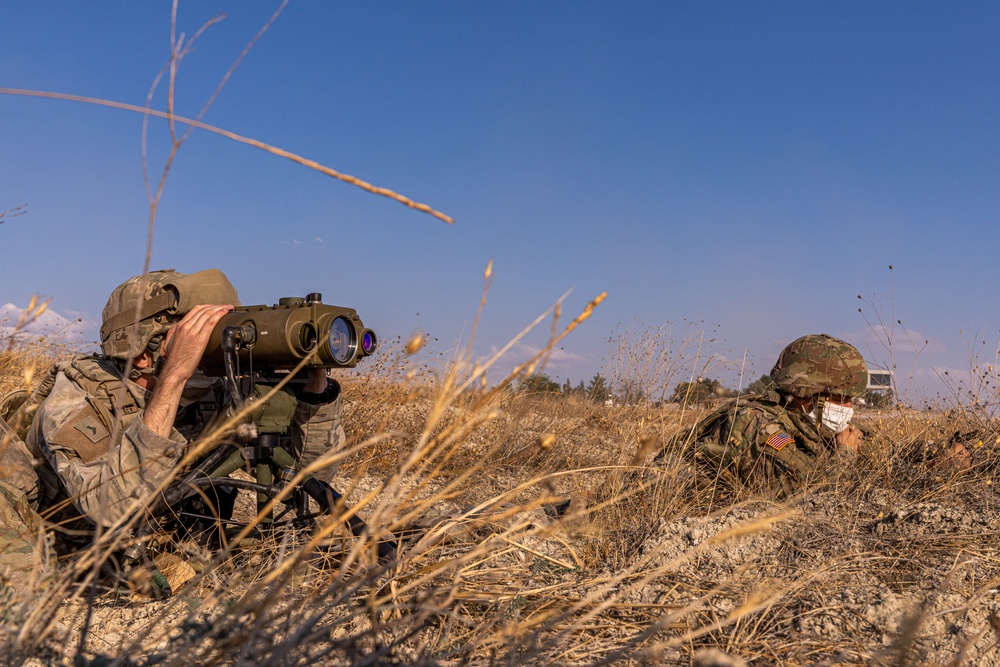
835;424;864;455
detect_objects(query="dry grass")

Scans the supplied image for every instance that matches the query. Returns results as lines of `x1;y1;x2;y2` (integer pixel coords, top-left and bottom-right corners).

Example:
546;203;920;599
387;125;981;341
3;329;1000;667
2;8;998;662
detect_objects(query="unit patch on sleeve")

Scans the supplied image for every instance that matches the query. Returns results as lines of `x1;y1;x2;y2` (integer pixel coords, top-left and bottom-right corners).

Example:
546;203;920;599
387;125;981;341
765;431;795;451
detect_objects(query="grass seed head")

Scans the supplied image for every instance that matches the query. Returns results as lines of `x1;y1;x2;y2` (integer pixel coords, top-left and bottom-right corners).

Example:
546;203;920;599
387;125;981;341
405;333;424;354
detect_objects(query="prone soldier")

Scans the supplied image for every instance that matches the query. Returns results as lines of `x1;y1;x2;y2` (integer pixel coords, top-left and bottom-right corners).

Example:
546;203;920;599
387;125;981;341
682;334;869;497
0;269;348;597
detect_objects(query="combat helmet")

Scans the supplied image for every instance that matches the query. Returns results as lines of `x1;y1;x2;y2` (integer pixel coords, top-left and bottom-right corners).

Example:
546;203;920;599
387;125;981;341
100;269;240;360
769;334;868;399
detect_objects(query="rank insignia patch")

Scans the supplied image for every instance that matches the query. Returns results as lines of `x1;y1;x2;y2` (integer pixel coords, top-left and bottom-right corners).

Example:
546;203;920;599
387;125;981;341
765;431;794;451
74;415;109;443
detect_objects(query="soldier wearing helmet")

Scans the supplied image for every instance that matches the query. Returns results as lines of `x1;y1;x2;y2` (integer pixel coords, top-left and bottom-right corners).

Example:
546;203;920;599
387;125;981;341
14;269;346;532
685;334;868;497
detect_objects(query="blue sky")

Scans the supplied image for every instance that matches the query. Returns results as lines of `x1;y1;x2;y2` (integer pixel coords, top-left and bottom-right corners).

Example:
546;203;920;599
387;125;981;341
2;2;999;404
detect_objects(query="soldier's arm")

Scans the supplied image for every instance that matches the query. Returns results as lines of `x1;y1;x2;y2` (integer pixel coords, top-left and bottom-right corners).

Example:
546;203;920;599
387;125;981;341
694;406;763;467
31;376;186;526
744;410;819;492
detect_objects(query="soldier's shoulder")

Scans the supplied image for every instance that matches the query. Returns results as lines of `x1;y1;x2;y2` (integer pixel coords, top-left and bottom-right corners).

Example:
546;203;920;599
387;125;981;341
34;372;91;431
64;354;119;381
45;355;125;404
728;395;786;417
34;357;109;420
728;399;799;436
45;399;113;463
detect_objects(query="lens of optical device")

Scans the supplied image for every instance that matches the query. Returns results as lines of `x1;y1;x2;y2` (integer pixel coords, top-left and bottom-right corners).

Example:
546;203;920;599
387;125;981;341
362;330;377;354
327;317;356;364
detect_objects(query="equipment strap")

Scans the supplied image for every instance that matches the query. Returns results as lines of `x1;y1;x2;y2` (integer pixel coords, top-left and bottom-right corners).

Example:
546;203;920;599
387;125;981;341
99;290;176;340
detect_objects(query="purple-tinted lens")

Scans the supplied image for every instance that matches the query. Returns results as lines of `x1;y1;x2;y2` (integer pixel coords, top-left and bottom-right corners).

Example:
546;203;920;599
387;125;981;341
362;330;376;354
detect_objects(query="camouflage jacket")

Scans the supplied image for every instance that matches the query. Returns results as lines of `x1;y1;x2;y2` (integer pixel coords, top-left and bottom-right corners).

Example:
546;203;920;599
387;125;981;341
684;392;851;497
23;355;345;527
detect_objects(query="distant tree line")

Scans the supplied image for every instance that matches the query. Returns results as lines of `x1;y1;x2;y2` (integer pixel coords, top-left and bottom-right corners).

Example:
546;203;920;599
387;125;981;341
517;372;678;406
517;373;612;403
519;373;731;406
669;378;737;405
517;372;894;408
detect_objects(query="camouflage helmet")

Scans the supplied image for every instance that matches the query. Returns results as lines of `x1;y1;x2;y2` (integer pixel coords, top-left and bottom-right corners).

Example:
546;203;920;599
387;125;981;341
769;334;868;399
100;269;240;360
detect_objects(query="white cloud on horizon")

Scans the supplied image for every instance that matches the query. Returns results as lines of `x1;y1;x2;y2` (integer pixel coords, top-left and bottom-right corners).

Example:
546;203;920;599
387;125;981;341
480;341;588;383
0;303;97;350
839;324;947;364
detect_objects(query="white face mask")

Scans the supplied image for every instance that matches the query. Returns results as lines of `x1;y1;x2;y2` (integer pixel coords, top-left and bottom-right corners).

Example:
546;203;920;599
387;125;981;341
805;401;854;434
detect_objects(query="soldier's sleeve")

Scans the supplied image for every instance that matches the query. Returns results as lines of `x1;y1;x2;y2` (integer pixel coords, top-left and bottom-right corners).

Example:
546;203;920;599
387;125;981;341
291;379;345;484
695;406;811;497
0;416;39;504
695;406;758;460
0;480;53;601
745;414;820;495
30;374;186;527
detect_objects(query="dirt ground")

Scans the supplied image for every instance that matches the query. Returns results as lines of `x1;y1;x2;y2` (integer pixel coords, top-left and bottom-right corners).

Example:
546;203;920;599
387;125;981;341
5;379;1000;666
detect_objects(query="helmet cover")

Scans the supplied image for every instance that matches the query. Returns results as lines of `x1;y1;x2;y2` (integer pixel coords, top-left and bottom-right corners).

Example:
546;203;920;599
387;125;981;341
100;269;240;360
769;334;868;399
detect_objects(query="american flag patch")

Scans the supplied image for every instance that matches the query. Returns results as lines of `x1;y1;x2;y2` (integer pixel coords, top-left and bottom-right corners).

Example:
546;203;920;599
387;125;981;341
765;431;794;451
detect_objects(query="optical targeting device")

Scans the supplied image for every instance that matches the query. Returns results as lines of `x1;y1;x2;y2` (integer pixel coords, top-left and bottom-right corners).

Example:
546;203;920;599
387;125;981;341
199;293;378;376
117;291;394;596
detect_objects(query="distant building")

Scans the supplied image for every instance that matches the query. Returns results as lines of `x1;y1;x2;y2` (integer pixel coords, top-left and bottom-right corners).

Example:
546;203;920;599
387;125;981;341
867;368;893;391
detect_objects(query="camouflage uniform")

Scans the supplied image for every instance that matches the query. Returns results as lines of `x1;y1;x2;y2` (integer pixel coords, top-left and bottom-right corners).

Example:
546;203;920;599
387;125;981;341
685;334;868;497
0;269;347;595
0;396;51;601
688;391;847;497
0;480;50;605
24;354;346;529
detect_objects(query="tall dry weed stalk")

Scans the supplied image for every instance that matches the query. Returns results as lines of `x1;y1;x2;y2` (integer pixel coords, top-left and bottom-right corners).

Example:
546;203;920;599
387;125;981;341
0;205;27;226
0;296;78;396
604;321;726;406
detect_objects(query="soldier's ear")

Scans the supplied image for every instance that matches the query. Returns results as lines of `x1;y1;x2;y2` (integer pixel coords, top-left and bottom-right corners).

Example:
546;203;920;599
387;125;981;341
132;350;155;370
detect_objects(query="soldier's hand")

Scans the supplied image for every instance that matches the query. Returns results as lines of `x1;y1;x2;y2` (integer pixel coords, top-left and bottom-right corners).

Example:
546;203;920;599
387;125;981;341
938;441;972;471
143;304;232;438
835;424;864;455
160;304;234;385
